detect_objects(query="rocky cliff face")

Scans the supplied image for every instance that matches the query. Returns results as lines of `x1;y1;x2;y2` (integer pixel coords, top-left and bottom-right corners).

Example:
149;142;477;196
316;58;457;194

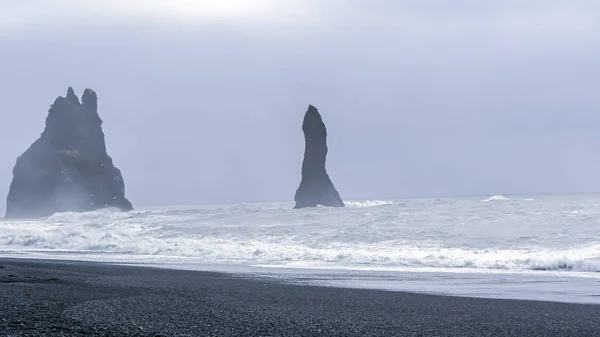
294;105;344;209
5;87;133;218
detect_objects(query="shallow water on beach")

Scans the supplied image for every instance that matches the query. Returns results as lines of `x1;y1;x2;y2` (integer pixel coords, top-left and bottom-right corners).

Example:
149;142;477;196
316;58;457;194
1;194;600;303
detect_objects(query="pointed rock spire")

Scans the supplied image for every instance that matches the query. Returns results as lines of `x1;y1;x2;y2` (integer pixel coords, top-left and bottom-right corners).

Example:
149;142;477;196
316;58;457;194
65;87;80;105
81;88;98;112
294;105;344;209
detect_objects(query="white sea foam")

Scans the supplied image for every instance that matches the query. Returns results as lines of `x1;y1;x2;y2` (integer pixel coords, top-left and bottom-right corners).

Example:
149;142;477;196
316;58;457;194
481;195;535;203
344;200;395;208
481;195;510;202
1;196;600;276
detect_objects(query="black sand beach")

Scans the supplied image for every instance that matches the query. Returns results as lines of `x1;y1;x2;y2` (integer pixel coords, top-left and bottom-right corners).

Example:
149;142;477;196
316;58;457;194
1;258;599;336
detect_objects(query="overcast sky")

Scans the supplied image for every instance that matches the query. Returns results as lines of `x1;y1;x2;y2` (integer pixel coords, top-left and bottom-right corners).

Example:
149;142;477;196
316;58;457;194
0;1;599;210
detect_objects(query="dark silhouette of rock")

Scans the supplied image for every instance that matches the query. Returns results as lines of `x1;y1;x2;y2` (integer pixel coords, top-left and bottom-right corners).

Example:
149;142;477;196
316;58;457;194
5;87;133;218
294;105;344;209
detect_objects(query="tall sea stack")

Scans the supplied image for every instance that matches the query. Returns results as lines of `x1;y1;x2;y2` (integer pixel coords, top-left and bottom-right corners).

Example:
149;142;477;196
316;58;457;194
5;87;133;218
294;105;344;209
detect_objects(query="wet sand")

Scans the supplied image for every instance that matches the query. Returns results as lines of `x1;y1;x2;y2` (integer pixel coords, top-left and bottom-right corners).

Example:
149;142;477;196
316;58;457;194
1;258;599;336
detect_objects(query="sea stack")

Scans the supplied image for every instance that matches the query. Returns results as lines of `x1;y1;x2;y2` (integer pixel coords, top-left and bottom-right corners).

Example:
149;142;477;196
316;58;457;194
5;87;133;218
294;105;344;209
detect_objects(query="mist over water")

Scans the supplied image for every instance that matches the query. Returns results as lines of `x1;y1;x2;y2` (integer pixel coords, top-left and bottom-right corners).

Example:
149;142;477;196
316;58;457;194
2;1;600;210
1;1;600;310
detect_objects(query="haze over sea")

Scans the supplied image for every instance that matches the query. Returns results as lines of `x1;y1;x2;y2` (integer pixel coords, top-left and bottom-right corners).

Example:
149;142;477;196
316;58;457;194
1;193;599;304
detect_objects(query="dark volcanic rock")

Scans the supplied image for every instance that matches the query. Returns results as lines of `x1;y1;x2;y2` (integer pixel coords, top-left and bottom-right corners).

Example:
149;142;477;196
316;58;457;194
5;87;133;218
294;105;344;209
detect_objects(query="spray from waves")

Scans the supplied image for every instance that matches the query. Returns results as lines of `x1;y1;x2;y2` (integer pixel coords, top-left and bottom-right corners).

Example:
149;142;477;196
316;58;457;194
1;207;599;274
344;200;396;208
482;195;510;202
481;195;534;202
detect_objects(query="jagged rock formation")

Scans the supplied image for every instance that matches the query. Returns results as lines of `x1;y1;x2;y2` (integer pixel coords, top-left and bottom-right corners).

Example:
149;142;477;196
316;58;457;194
5;87;133;218
294;105;344;209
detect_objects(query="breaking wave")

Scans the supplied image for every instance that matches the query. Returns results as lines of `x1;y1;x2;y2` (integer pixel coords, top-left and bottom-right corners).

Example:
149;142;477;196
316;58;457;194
482;195;510;202
1;200;599;275
344;200;395;208
481;195;534;202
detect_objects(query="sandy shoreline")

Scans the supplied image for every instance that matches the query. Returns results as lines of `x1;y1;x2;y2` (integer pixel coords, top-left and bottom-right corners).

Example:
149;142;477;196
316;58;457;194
1;258;599;336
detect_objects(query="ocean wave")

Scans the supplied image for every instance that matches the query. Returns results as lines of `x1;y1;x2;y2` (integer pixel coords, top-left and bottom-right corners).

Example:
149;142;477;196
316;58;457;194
1;201;598;274
481;195;510;202
344;200;395;208
1;218;599;273
481;195;535;202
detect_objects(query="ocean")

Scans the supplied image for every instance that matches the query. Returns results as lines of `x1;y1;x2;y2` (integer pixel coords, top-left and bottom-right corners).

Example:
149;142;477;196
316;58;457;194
2;194;599;304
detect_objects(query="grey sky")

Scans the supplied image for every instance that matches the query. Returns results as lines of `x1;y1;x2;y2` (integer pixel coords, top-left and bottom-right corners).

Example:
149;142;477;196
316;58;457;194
1;1;599;210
